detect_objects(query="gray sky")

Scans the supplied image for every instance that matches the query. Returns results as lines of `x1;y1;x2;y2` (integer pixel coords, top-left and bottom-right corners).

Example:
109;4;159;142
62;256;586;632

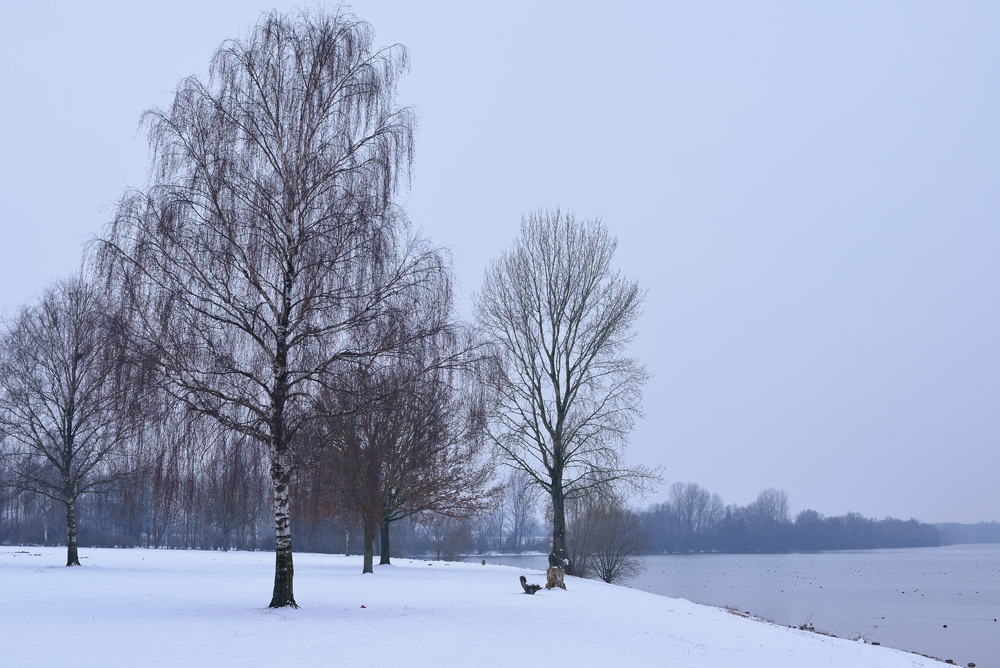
1;1;997;523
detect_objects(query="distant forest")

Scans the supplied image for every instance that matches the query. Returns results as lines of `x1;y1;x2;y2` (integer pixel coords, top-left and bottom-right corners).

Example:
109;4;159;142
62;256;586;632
935;521;1000;545
4;473;995;558
637;483;947;553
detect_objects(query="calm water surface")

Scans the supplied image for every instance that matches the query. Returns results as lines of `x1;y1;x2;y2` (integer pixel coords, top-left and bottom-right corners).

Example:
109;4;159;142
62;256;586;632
480;544;999;667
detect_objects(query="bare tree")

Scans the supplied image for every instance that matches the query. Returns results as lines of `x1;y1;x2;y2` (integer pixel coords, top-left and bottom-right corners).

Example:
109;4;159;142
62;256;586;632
204;433;269;551
503;469;538;553
0;278;143;566
475;209;659;574
668;481;725;552
96;8;449;607
747;488;790;552
588;498;647;584
472;499;506;554
565;492;647;583
318;344;496;573
424;513;473;562
564;494;597;578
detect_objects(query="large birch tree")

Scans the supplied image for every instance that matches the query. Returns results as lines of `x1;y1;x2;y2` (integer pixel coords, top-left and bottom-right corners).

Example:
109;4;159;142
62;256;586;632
97;8;445;607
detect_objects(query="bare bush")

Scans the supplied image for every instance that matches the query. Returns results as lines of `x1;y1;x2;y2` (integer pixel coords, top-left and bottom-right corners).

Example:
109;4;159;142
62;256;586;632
424;514;473;562
567;493;647;584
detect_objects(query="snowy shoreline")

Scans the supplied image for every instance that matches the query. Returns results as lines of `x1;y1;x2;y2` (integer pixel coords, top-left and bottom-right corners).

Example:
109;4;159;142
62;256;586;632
0;547;948;667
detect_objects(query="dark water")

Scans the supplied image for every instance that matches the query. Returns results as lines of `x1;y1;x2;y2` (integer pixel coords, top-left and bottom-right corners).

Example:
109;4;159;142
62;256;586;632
478;544;999;667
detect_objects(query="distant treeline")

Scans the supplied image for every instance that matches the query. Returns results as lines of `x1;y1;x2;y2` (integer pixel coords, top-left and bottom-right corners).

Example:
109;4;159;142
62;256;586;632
0;443;486;561
936;521;1000;545
639;483;942;553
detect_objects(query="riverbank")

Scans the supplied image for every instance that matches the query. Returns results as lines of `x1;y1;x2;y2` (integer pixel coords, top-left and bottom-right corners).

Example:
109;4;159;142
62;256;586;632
484;545;998;668
0;546;951;667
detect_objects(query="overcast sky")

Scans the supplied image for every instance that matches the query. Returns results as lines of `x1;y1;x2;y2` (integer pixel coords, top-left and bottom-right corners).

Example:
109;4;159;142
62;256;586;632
1;1;997;523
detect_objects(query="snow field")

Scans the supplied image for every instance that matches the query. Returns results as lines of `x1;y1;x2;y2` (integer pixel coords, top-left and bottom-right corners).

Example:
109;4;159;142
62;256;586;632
0;547;944;667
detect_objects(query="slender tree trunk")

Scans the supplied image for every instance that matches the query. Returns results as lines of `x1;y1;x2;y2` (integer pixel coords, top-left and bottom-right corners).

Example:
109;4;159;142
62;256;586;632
379;519;391;565
269;455;296;608
362;515;375;573
65;497;81;567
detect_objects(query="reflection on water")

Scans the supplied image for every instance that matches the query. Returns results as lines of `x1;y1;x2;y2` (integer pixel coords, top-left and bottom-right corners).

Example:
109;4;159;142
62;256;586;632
478;544;999;668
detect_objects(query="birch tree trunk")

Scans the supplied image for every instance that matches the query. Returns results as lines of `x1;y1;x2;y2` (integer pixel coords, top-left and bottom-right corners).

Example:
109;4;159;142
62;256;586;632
269;451;295;608
269;485;295;606
65;497;81;567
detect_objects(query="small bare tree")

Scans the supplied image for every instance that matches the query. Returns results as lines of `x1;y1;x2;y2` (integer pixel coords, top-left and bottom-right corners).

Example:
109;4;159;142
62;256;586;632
317;344;496;573
475;209;659;574
203;433;269;551
747;488;790;552
588;498;647;584
668;481;725;552
566;492;647;583
97;8;447;607
0;278;143;566
424;513;473;562
564;495;596;578
503;469;538;553
472;498;505;554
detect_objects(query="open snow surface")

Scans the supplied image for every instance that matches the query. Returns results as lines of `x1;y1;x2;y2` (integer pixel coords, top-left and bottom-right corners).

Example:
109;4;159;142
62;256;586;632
0;547;944;667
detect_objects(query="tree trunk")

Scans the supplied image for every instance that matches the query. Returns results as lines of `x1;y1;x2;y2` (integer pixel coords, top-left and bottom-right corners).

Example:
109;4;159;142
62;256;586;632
379;520;391;565
545;566;566;590
268;328;297;608
65;497;81;567
268;462;296;608
550;480;573;575
362;515;375;573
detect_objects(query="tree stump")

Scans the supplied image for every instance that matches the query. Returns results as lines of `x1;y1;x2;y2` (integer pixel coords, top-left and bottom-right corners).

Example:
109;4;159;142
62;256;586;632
519;575;541;595
546;567;566;590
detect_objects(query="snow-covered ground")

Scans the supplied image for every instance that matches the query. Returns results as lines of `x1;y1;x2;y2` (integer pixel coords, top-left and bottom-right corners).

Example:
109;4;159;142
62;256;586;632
0;547;945;667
